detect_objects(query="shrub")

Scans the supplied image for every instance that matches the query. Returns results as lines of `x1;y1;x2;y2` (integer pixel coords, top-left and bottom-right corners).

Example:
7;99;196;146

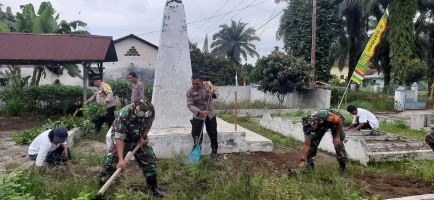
0;73;30;116
23;85;93;116
106;80;153;106
0;170;36;200
13;116;84;145
3;97;26;116
81;102;107;121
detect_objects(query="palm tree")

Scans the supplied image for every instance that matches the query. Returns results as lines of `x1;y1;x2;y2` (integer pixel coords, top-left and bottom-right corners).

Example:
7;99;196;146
211;20;260;64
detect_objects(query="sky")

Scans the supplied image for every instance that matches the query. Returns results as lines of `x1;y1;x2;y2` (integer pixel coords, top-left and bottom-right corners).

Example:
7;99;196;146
1;0;288;64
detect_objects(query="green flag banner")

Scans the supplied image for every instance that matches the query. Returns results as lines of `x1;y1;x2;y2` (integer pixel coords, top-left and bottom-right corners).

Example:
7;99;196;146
351;5;390;84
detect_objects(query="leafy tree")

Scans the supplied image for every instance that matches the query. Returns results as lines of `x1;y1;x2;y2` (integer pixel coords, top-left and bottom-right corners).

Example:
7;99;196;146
251;47;314;103
211;20;260;64
276;0;343;82
190;42;238;85
1;2;89;86
404;59;428;86
389;0;419;85
0;4;16;32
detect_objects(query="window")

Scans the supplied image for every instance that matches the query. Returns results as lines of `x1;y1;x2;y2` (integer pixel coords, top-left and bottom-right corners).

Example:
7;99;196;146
340;75;344;80
124;46;140;56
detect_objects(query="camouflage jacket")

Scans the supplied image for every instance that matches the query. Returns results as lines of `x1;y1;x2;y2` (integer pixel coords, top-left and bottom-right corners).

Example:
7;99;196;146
187;81;219;120
311;110;343;133
111;103;155;141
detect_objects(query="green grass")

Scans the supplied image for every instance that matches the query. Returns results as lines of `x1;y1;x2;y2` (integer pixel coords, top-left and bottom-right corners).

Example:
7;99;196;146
214;100;288;110
271;110;355;127
220;114;303;148
378;120;428;141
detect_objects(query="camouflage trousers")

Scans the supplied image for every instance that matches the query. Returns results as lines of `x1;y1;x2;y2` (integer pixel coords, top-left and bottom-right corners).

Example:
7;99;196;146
307;130;347;168
99;140;157;183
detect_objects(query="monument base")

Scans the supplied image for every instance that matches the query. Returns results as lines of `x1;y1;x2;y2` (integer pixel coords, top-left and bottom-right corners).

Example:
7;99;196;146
106;118;273;159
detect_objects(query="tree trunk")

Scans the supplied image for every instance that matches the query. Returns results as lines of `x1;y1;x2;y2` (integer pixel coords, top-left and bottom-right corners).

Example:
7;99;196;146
347;37;357;80
30;66;44;86
30;66;38;86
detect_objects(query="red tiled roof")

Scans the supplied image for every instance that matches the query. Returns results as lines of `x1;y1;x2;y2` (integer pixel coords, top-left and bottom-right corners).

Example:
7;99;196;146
0;33;118;64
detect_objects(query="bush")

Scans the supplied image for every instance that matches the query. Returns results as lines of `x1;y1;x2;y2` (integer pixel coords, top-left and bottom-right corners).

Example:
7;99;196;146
13;115;84;145
81;102;107;121
106;80;153;106
0;73;30;116
23;85;93;116
3;97;26;116
0;170;36;200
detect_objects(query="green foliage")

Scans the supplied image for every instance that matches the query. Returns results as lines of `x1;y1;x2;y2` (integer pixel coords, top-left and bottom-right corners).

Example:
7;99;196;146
0;170;36;200
190;42;239;85
277;0;343;82
23;85;92;116
81;102;107;122
0;4;16;32
105;80;153;106
13;115;84;145
251;48;314;103
389;0;419;85
214;100;289;110
332;90;394;111
211;20;260;64
0;73;30;116
404;59;428;85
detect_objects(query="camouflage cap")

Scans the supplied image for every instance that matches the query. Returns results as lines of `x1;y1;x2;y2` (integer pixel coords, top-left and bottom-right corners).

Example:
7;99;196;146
302;115;316;127
134;97;153;118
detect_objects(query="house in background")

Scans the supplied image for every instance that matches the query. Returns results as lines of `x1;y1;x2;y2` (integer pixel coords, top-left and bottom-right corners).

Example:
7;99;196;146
0;34;158;87
330;60;349;82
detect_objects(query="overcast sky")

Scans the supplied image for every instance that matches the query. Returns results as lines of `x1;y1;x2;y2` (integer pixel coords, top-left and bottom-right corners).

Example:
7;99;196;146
2;0;287;64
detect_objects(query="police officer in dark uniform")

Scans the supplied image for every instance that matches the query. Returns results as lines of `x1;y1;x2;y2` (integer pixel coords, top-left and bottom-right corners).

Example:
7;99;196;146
186;73;219;159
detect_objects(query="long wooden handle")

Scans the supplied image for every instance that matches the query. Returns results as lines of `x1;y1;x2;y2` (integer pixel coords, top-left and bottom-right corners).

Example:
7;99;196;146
96;143;142;197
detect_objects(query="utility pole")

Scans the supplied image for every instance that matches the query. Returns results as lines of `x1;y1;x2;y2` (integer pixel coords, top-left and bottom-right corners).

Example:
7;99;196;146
310;0;317;89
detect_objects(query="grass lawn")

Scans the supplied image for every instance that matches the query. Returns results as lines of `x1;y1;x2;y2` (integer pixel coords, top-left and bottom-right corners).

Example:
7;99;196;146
2;116;434;200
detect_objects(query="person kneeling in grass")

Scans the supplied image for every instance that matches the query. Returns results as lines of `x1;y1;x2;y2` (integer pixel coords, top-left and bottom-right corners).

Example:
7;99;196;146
27;126;80;177
346;105;379;132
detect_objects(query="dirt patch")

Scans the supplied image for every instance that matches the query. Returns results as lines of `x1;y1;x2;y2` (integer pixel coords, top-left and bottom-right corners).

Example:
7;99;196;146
0;117;46;133
353;174;434;199
227;147;336;174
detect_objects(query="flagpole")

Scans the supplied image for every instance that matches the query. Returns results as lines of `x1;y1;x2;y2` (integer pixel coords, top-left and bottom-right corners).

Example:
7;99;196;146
337;80;352;111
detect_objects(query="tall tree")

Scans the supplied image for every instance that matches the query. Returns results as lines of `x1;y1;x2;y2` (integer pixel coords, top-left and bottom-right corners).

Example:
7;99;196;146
203;34;209;53
276;0;343;82
12;1;89;86
211;20;260;64
389;0;418;85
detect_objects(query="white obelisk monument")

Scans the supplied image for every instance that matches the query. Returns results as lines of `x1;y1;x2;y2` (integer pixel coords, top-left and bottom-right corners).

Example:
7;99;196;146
151;0;193;129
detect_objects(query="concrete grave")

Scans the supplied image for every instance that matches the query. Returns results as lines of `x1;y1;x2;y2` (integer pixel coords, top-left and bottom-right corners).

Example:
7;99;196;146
106;118;273;159
260;114;434;165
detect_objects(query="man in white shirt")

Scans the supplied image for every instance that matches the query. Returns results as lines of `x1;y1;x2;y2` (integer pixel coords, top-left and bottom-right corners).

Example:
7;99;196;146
28;126;79;177
346;105;380;132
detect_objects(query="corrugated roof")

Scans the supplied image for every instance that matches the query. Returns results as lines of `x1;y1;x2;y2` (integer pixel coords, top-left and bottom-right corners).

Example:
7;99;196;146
0;33;118;64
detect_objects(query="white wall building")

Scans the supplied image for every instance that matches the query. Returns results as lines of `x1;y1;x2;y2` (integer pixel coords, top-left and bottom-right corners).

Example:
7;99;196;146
0;34;158;87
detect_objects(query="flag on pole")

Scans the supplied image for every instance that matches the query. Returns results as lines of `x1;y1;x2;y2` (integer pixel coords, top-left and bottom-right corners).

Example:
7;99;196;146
351;5;390;84
235;71;238;86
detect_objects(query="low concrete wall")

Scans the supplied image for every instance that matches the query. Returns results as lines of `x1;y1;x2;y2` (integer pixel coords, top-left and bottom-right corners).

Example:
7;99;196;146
66;128;84;148
215;86;331;110
216;109;316;117
259;114;370;165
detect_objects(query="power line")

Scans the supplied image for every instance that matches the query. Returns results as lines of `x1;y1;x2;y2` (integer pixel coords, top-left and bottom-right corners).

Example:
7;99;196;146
191;0;259;42
255;7;286;31
135;0;272;36
188;0;231;37
189;0;246;40
256;3;280;45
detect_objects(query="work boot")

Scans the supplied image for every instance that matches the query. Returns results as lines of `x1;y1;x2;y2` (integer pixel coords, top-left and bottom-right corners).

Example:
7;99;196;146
339;161;348;176
211;148;221;161
302;161;315;174
146;174;166;198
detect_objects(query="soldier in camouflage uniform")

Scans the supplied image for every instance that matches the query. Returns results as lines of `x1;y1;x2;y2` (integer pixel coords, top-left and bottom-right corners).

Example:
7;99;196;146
299;109;348;174
98;98;166;198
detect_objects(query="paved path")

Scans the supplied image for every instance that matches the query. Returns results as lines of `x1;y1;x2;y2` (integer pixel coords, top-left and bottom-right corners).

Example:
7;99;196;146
387;194;434;200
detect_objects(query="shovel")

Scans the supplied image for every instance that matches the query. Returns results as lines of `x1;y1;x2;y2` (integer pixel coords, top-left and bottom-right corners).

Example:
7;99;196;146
93;143;142;200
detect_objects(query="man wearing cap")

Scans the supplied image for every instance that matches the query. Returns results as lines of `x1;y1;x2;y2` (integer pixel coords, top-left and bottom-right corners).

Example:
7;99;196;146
299;109;348;174
128;72;145;104
186;73;220;160
28;126;79;177
84;76;117;133
99;97;166;198
346;105;379;132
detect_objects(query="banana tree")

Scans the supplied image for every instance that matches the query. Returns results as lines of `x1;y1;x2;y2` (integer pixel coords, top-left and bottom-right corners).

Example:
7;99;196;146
15;2;88;85
0;4;16;32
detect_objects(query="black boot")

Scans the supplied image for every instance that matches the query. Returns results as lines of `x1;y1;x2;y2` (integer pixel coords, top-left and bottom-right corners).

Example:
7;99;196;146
211;148;220;161
146;174;166;198
339;161;347;175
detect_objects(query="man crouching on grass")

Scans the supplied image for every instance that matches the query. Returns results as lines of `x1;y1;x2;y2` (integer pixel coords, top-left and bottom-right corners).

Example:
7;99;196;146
28;126;80;177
